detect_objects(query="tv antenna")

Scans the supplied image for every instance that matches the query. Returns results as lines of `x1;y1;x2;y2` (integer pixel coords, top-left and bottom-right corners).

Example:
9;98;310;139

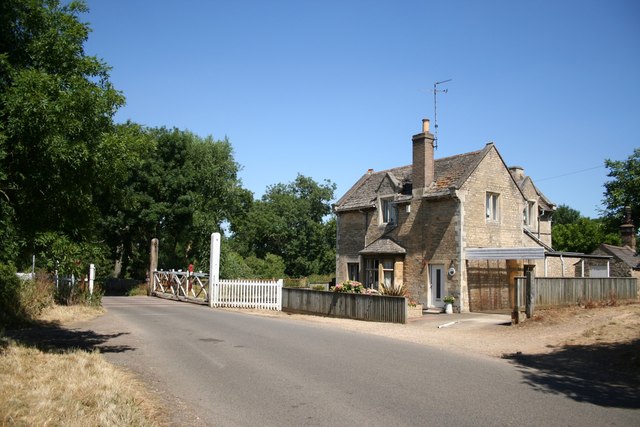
433;78;452;149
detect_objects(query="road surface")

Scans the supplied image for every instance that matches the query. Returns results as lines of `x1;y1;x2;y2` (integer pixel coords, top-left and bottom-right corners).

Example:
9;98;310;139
80;296;639;426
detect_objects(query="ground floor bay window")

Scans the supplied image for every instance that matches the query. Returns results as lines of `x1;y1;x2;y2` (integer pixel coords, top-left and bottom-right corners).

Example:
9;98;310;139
364;258;395;290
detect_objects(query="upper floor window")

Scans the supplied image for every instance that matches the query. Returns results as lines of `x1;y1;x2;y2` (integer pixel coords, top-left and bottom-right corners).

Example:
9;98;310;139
486;192;500;222
381;198;397;225
524;200;536;226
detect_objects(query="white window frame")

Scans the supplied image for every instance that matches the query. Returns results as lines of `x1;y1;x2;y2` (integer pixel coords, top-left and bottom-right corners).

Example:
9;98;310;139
486;192;500;222
364;258;394;289
380;198;397;225
524;200;536;226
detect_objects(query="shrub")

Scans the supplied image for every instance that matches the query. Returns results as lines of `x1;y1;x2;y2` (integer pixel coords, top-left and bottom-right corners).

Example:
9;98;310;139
19;273;54;319
331;280;364;294
311;284;326;291
0;263;22;327
379;282;407;297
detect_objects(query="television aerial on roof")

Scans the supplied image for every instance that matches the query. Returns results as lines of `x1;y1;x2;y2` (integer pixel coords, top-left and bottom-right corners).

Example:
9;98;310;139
433;78;452;150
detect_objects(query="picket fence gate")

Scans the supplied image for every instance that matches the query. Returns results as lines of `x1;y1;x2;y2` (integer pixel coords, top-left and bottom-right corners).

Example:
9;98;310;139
152;270;283;311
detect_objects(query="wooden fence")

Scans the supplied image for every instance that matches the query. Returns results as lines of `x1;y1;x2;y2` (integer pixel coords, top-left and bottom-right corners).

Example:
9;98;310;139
534;277;637;307
282;288;407;324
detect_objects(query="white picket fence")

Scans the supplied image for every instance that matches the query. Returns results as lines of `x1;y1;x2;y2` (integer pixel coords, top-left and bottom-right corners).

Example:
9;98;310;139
212;279;283;310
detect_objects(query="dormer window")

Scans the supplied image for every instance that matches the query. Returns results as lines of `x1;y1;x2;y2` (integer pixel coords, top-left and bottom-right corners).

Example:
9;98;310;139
381;198;397;225
524;200;536;226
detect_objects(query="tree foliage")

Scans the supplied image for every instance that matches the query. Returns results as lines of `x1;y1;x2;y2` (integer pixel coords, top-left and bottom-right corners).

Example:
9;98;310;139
0;0;123;269
0;1;338;283
552;217;620;254
232;174;336;277
552;204;582;225
99;127;251;278
601;148;640;233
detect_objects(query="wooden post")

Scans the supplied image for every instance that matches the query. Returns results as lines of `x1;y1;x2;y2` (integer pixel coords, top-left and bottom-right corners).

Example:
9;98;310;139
525;270;535;318
149;238;159;296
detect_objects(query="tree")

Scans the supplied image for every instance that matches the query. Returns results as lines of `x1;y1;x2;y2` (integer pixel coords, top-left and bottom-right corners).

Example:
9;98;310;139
552;217;620;254
552;204;582;225
231;174;336;277
601;148;640;233
0;0;124;267
100;127;252;278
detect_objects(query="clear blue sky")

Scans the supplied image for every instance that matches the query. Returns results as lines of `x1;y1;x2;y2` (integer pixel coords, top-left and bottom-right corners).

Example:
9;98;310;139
83;0;639;219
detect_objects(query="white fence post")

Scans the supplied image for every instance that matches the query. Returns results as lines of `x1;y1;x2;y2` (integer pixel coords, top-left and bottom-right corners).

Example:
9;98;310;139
89;264;95;296
209;232;221;308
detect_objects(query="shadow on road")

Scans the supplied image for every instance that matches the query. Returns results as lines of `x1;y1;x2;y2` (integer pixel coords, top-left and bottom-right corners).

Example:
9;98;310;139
503;339;640;409
3;321;135;354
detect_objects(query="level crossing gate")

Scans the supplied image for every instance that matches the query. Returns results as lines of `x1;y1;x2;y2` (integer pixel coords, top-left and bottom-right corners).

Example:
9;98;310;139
151;233;282;311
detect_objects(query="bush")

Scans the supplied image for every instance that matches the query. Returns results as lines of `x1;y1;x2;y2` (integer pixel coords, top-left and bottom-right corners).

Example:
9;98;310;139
0;263;22;327
0;267;55;328
20;273;54;318
332;280;365;294
55;280;103;307
379;282;407;297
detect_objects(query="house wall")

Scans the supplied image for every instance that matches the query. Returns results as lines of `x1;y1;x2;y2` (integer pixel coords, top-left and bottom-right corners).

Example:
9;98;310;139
460;148;525;249
335;210;369;282
394;197;460;305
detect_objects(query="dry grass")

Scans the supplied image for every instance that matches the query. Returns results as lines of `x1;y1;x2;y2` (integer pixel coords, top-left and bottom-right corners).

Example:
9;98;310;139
0;340;164;427
1;305;166;427
38;304;105;325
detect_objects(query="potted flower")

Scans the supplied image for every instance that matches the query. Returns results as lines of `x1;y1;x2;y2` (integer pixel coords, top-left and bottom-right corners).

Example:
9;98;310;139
443;295;455;314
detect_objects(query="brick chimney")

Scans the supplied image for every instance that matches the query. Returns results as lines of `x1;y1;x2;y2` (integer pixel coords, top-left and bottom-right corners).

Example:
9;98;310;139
412;119;436;196
620;206;636;250
508;166;525;182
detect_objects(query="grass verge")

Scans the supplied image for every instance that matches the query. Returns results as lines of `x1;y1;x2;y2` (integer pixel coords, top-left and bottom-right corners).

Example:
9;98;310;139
1;306;166;427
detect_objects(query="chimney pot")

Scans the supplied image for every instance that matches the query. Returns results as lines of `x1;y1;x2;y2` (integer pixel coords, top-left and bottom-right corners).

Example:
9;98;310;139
412;118;435;195
422;119;430;133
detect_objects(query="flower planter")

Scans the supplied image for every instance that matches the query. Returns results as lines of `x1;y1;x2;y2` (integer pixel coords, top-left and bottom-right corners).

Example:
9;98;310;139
444;303;453;314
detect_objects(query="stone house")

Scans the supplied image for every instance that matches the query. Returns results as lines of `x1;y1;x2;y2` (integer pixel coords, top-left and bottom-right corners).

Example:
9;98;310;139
334;119;556;312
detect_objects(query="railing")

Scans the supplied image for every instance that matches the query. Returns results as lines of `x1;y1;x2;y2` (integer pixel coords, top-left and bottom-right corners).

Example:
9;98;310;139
153;270;209;302
212;279;283;311
282;288;407;324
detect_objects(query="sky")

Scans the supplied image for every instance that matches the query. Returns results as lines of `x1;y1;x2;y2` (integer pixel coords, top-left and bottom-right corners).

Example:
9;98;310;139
83;0;640;219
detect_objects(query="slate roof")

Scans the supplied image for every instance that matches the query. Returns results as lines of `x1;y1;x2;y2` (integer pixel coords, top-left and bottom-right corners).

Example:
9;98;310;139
517;176;555;212
334;144;492;212
359;237;406;255
598;244;640;270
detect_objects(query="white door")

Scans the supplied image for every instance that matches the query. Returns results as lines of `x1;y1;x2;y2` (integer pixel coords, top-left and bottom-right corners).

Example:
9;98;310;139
430;264;445;307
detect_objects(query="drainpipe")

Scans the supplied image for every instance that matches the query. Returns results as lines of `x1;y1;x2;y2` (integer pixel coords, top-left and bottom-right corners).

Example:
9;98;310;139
452;188;466;312
560;254;565;277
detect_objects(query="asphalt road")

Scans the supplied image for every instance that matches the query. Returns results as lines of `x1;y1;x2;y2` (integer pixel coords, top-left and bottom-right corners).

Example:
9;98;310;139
81;296;639;426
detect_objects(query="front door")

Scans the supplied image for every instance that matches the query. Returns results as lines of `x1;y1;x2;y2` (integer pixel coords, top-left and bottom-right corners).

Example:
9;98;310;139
429;264;445;308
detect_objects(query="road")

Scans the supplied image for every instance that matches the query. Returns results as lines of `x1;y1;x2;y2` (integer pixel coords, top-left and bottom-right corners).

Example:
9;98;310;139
82;296;639;426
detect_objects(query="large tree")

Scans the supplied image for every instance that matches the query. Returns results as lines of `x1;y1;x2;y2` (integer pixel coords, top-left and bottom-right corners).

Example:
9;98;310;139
601;148;640;233
231;174;336;277
100;127;252;278
0;0;124;267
